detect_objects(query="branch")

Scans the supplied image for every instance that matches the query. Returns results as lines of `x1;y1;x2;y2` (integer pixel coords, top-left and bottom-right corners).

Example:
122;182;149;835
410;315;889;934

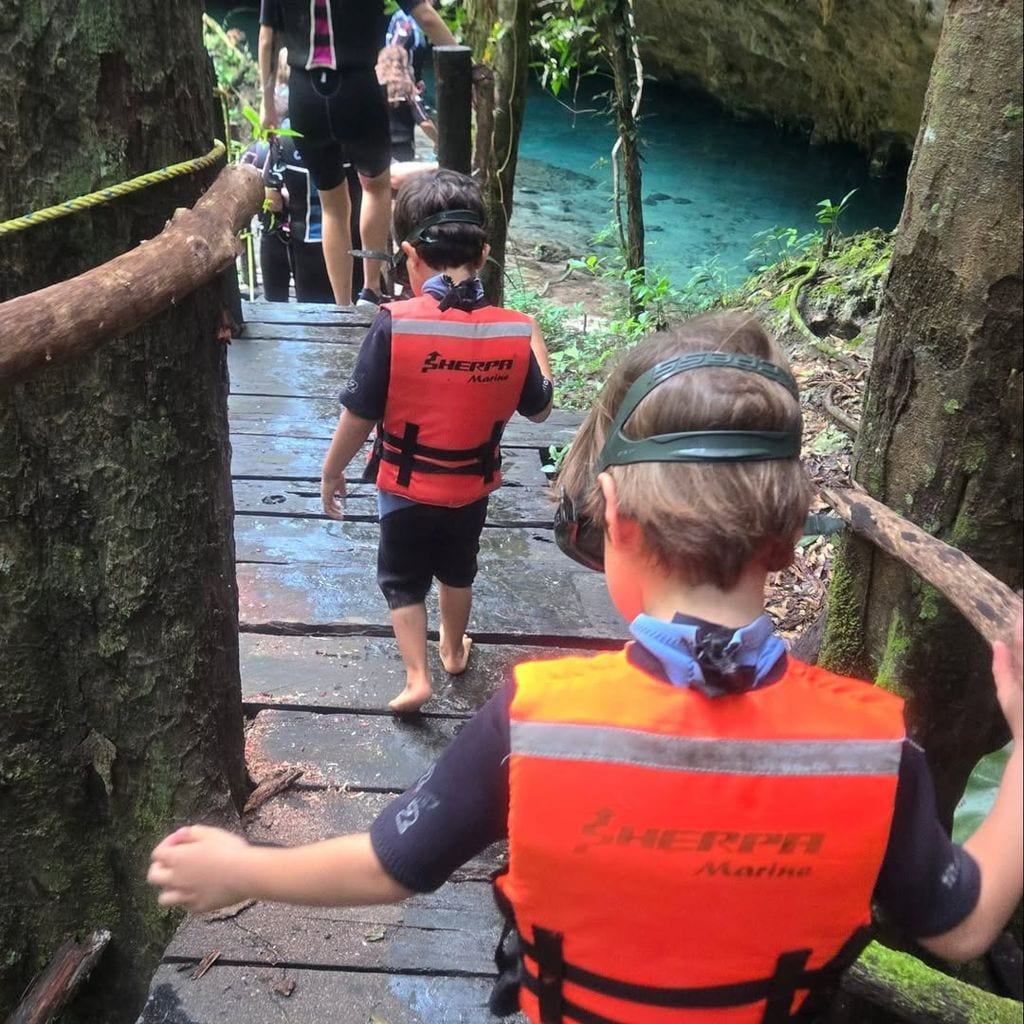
0;163;263;385
6;930;110;1024
823;486;1022;644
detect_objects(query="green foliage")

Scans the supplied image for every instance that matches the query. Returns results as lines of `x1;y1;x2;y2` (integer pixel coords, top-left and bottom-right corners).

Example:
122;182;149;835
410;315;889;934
541;442;573;475
953;744;1012;843
241;105;302;145
203;14;261;159
816;188;857;254
531;0;601;98
745;225;821;273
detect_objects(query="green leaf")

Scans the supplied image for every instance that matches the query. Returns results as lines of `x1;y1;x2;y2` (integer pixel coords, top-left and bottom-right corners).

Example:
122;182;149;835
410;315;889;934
952;743;1011;844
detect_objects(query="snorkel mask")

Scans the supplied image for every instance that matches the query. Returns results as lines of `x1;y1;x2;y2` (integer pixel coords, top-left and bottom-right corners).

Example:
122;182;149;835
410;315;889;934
553;351;803;572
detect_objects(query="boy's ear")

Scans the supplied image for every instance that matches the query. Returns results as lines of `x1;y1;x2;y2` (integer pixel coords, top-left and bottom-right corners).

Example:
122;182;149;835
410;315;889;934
598;472;643;554
478;242;491;271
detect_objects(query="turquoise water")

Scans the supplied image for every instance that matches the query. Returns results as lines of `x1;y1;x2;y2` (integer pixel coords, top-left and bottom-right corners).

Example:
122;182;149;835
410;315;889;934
207;5;906;285
515;77;905;284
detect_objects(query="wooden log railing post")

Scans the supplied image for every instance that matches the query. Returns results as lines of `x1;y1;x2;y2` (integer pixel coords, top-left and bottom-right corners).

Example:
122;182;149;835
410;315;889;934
433;45;474;175
0;163;263;386
823;485;1022;643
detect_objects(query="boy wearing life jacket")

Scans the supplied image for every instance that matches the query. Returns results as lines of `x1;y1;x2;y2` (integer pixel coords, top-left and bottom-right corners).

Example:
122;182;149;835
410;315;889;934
150;314;1022;1024
320;169;553;713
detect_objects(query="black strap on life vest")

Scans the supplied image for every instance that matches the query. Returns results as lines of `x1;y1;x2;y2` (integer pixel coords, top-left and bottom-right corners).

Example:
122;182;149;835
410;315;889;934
510;923;872;1024
381;419;505;487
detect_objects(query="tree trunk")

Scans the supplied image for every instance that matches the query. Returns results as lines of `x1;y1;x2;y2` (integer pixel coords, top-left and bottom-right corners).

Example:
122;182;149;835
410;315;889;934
465;0;533;304
0;3;249;1021
597;0;645;316
820;0;1023;823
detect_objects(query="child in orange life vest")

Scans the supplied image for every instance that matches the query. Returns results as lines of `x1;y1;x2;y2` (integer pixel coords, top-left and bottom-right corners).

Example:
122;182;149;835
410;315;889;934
149;315;1022;1023
320;170;553;713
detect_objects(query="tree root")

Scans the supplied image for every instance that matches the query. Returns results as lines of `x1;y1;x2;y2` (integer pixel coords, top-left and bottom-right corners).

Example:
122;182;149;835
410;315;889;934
824;386;861;436
539;261;575;298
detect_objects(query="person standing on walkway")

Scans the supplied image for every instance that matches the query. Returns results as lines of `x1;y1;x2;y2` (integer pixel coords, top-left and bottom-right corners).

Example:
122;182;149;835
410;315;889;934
258;0;455;310
324;170;552;713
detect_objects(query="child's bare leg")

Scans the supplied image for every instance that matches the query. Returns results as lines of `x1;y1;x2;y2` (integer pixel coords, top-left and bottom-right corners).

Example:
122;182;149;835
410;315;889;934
389;602;433;712
438;583;473;675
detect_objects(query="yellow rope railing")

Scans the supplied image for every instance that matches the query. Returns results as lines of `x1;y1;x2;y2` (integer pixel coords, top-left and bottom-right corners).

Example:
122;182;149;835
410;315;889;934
0;141;226;239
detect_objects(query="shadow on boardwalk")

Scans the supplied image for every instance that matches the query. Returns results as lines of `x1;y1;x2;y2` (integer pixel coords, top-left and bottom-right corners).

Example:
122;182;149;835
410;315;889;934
137;300;625;1023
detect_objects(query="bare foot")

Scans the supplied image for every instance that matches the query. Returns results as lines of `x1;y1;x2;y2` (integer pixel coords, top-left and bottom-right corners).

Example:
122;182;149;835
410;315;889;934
388;673;433;714
439;626;473;676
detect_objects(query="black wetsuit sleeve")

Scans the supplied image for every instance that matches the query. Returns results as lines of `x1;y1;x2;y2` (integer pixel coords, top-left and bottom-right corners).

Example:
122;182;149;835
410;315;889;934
339;310;392;420
517;353;553;417
873;741;981;938
259;0;283;29
370;685;513;892
399;0;427;12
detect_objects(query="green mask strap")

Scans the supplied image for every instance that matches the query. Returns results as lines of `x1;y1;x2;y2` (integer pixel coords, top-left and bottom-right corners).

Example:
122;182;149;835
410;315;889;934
597;351;802;471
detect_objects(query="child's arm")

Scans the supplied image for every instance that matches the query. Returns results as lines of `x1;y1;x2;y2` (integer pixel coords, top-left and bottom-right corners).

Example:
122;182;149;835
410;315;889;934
257;25;281;132
918;612;1023;961
321;409;375;519
148;825;412;913
528;316;553;382
411;2;457;46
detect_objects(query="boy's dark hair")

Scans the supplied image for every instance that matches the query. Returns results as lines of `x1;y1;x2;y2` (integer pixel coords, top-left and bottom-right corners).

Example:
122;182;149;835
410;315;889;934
392;169;488;271
558;312;811;590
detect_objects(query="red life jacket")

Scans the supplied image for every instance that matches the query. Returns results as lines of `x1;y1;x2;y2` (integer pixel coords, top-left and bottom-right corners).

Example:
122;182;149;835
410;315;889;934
494;650;905;1024
373;294;534;506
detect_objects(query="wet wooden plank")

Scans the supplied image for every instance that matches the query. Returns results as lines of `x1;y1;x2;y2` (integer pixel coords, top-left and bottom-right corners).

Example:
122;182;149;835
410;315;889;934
140;964;519;1024
242;299;374;327
240;633;590;714
228;393;583;447
233;478;557;527
246;709;461;788
230;435;550;487
246;787;507;879
242;321;366;342
237;560;624;639
229;339;359;398
234;515;567;567
166;879;501;974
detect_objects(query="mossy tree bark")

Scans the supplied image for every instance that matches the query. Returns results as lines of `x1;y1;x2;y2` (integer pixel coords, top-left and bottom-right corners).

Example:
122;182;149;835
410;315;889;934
465;0;533;304
0;3;249;1021
820;0;1023;823
596;0;645;316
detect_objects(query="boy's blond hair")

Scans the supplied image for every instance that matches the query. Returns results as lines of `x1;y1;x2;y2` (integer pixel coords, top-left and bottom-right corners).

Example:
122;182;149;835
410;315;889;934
558;312;811;589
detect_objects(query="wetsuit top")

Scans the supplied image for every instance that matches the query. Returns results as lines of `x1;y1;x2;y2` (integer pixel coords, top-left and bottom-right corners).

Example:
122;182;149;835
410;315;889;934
264;136;324;244
369;614;982;944
260;0;427;71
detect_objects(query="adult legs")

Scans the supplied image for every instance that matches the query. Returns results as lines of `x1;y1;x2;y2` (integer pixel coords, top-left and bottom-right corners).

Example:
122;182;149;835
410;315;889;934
357;167;391;299
318;180;355;306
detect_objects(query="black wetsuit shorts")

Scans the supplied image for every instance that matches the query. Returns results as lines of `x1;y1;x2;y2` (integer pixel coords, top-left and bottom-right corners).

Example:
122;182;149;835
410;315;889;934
288;67;392;188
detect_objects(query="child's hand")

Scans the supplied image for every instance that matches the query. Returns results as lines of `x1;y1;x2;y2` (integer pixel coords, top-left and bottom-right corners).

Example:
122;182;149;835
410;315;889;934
321;474;346;520
147;825;253;913
992;609;1023;743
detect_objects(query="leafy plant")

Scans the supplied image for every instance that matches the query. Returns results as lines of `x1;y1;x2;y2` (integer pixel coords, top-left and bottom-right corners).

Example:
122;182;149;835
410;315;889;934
816;188;858;255
541;442;573;476
745;225;821;273
241;105;302;145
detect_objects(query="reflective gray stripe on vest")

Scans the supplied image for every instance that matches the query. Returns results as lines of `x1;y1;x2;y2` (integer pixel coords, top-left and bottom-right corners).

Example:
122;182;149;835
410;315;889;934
395;319;534;339
509;721;903;777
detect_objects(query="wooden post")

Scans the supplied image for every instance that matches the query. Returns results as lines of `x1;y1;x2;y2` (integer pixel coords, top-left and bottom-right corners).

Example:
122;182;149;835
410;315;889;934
433;45;473;175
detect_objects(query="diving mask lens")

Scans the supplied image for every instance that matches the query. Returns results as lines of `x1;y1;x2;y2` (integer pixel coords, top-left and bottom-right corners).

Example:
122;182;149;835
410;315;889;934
553;491;605;573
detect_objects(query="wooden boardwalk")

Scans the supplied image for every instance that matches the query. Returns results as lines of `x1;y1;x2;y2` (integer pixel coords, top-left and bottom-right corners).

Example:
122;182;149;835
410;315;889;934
137;300;625;1024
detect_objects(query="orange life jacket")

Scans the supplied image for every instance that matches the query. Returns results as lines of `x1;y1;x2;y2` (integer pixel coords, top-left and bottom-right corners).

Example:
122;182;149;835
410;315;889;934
494;650;905;1024
373;294;534;506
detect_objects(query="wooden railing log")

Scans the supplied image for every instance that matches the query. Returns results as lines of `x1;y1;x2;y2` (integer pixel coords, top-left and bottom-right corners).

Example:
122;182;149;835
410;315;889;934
824;486;1022;644
5;929;110;1024
839;940;1023;1024
0;163;263;385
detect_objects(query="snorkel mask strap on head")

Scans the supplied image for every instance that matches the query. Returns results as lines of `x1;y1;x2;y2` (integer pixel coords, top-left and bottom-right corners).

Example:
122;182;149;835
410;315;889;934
388;208;485;291
554;351;803;572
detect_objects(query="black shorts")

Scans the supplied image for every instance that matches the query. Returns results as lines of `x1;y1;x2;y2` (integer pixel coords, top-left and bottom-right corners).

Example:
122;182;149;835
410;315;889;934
288;67;391;188
377;497;489;609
